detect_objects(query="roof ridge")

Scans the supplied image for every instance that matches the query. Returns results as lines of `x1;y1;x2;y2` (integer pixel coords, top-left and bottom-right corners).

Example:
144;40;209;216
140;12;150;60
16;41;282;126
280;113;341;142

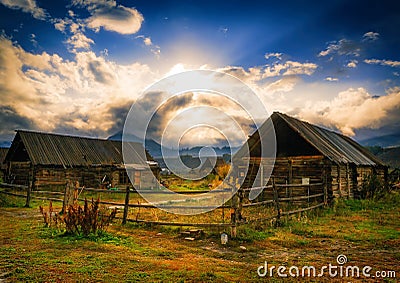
16;129;108;141
275;112;347;138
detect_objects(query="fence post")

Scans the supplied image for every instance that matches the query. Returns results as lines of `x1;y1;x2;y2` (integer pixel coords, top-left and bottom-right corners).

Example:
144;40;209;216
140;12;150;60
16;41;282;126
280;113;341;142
323;173;328;205
122;186;130;225
25;175;31;208
272;177;280;223
230;177;240;238
62;180;74;213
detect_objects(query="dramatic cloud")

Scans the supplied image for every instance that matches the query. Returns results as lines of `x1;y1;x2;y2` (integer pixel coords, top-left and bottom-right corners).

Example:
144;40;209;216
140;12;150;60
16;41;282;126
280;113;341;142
130;90;255;147
364;59;400;68
53;17;95;52
0;0;47;20
319;39;361;57
0;105;35;139
146;92;195;138
0;36;157;137
363;31;380;41
265;76;300;93
219;60;317;83
297;87;400;136
72;0;144;34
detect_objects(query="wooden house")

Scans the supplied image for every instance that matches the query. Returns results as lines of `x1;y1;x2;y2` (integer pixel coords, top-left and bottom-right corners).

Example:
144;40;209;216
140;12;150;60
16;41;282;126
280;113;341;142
236;112;387;199
4;130;159;190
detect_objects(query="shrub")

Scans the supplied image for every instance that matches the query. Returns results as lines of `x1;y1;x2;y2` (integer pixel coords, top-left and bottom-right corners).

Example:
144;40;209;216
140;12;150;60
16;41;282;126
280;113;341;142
359;173;386;199
40;198;117;236
39;201;61;228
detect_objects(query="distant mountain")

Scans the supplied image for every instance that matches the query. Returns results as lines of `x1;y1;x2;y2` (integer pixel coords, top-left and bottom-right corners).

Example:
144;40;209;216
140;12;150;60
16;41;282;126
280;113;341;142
108;131;239;158
179;146;239;156
359;133;400;148
108;131;174;157
368;146;400;169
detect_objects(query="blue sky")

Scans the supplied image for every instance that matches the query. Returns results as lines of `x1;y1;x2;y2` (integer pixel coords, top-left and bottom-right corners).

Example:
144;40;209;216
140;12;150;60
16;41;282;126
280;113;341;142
0;0;400;146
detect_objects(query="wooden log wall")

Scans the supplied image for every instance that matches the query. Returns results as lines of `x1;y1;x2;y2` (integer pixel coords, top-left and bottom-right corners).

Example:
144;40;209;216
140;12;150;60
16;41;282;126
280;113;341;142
255;155;327;185
243;155;328;202
8;161;159;191
330;164;353;199
8;161;30;185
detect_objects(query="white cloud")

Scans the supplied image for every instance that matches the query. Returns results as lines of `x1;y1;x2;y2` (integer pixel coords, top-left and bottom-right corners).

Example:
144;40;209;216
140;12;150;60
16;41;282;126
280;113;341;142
319;39;361;57
219;60;317;82
280;61;317;76
347;59;358;68
87;6;143;34
325;77;338;82
265;76;299;93
265;52;282;60
72;0;144;35
363;31;380;41
143;37;152;46
364;59;400;68
262;61;317;78
136;35;161;58
54;19;69;32
67;32;94;52
53;17;95;52
297;87;400;136
0;0;47;20
66;32;94;50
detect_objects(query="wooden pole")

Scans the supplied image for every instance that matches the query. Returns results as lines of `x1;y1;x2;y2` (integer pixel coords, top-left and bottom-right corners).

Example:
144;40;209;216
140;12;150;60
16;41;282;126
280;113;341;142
62;180;74;213
25;174;31;208
122;186;130;225
288;159;293;184
272;177;280;224
230;177;239;238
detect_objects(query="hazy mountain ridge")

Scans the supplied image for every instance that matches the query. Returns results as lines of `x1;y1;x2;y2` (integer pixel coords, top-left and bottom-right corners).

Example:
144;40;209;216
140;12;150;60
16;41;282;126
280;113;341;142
359;132;400;148
179;146;239;156
365;145;400;169
107;131;237;158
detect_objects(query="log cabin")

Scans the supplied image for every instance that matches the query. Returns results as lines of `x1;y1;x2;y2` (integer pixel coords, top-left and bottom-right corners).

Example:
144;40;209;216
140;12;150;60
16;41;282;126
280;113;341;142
236;112;387;200
4;130;160;190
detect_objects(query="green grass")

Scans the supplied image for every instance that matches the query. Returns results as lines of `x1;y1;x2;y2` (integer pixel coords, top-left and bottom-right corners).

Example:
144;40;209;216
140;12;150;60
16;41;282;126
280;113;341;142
0;189;399;282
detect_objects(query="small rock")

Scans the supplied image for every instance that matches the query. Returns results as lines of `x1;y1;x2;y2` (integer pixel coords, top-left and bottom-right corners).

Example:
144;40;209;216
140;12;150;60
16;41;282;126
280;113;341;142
156;233;162;236
239;246;247;251
184;237;195;241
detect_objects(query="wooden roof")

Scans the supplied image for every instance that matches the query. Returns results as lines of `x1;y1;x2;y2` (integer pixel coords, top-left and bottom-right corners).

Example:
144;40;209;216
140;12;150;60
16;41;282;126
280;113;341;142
236;112;386;166
5;130;152;168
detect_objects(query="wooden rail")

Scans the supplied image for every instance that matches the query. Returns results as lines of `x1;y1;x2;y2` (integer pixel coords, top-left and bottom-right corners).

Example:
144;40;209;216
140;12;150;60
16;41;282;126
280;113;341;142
1;178;328;238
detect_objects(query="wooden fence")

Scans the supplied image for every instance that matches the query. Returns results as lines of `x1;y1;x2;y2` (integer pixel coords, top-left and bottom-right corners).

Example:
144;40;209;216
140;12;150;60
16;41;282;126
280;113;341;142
0;177;328;237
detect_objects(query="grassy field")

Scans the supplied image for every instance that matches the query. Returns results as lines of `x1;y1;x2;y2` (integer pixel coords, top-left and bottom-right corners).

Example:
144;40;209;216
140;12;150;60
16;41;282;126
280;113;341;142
0;191;399;282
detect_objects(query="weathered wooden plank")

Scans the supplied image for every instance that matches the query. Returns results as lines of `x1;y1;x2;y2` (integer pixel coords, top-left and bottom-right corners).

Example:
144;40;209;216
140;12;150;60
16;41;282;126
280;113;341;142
125;219;235;227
